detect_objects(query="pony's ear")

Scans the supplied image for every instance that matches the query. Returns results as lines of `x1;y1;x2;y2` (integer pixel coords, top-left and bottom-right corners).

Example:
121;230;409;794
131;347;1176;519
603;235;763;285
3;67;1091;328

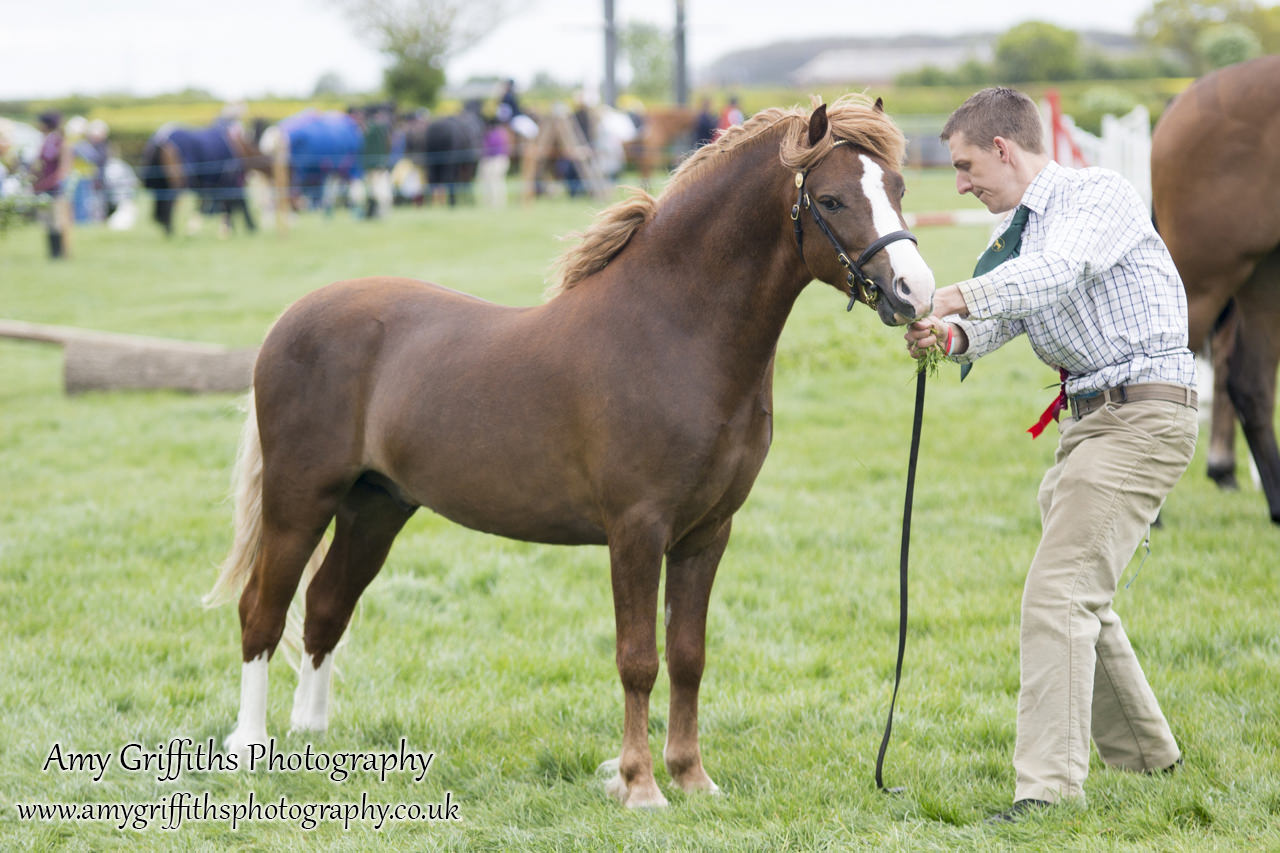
873;97;884;113
807;103;829;147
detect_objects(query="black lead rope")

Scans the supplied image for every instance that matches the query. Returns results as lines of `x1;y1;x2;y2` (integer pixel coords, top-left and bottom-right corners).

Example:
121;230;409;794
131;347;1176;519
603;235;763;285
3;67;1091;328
875;369;926;793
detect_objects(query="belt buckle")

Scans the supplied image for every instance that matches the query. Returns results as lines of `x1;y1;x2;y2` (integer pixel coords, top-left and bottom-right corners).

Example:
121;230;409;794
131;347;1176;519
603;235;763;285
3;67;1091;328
1070;392;1097;419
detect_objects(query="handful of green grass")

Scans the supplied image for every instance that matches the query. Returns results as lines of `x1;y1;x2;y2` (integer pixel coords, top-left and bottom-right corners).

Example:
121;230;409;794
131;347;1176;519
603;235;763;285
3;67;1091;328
915;338;948;377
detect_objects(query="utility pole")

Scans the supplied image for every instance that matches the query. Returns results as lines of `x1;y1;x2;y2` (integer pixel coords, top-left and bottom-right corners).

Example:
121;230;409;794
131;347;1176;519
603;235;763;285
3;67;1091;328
603;0;618;106
674;0;689;105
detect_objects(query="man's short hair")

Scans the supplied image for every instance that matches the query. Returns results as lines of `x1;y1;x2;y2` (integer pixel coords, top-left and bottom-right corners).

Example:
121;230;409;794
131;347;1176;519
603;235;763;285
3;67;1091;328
941;87;1044;154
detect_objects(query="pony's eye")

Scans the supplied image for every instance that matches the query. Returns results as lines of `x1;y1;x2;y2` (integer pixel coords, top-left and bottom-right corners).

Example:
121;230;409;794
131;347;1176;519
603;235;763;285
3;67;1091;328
818;196;842;212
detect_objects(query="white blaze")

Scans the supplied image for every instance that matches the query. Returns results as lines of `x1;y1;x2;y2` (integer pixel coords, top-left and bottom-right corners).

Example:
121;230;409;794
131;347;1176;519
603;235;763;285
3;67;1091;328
858;154;935;316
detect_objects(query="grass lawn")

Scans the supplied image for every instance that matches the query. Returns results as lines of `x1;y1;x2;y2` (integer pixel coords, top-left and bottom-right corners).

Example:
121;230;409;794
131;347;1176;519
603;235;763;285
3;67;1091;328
1;171;1277;851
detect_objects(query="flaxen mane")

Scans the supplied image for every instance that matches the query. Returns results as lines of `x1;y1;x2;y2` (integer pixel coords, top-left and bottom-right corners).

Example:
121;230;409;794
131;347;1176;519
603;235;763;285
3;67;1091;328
547;94;906;297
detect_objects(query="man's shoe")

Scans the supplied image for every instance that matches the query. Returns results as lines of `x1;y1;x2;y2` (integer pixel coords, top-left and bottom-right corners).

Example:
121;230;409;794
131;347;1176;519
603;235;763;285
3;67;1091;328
1147;755;1183;775
986;798;1052;824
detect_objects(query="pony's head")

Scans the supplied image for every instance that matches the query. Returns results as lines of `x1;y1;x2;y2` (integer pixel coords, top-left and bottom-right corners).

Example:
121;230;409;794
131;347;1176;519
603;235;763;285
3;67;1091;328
783;96;935;325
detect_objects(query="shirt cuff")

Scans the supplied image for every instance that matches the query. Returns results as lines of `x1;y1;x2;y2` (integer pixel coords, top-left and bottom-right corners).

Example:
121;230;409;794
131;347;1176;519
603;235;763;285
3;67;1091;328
946;315;980;363
957;276;1002;319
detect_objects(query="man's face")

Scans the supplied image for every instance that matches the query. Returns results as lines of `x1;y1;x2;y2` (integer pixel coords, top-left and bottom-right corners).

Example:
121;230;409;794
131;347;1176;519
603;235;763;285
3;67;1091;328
947;131;1017;214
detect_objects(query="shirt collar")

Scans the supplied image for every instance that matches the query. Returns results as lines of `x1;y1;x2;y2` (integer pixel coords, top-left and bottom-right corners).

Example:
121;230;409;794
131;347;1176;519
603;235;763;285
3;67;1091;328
1016;159;1066;218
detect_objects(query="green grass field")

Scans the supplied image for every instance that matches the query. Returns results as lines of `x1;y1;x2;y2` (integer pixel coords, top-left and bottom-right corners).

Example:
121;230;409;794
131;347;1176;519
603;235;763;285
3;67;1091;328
1;171;1277;851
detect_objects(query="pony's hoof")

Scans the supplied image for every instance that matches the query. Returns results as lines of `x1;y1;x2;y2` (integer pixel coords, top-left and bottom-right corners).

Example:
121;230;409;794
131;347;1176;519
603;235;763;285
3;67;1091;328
665;755;722;795
673;774;722;796
598;758;669;808
224;727;268;762
1207;463;1239;491
288;711;328;734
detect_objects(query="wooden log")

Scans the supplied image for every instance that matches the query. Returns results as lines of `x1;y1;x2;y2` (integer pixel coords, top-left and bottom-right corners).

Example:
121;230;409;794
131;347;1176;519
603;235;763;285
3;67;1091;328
63;338;257;394
0;319;258;395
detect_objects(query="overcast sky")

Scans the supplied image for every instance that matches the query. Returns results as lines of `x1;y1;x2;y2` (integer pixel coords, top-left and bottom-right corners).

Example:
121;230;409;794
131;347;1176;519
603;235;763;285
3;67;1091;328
1;0;1158;101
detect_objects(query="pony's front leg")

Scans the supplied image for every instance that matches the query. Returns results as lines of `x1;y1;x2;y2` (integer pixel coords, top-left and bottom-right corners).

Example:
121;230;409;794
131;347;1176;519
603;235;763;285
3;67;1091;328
663;521;731;795
225;652;270;757
603;520;667;808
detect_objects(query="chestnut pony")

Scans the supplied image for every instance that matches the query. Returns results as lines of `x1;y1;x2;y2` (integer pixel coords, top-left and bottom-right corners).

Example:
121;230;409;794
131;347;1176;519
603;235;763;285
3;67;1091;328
1151;55;1280;523
206;96;935;807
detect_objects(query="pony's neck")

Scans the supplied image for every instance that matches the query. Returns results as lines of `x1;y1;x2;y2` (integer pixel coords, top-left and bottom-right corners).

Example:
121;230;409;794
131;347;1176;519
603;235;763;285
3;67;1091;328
623;130;812;359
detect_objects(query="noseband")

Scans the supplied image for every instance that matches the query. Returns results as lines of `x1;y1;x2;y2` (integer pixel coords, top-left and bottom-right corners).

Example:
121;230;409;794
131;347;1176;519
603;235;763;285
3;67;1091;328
791;140;918;312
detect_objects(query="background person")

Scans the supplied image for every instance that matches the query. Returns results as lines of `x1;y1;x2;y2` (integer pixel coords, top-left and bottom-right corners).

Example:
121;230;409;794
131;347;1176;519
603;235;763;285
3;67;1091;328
33;111;73;258
477;116;511;208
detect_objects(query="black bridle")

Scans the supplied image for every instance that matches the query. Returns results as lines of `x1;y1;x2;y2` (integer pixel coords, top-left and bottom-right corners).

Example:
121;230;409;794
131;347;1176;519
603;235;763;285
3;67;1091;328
791;140;918;312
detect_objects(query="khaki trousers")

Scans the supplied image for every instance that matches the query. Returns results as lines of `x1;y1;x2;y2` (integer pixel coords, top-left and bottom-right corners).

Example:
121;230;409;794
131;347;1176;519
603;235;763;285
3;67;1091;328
1014;398;1197;804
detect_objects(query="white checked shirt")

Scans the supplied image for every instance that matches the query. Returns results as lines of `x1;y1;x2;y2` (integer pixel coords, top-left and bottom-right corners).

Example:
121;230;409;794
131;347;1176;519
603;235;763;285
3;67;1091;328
949;160;1195;396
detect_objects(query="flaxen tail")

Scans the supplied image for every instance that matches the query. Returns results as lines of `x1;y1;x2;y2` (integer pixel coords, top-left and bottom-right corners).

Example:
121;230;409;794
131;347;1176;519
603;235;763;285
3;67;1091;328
203;392;326;670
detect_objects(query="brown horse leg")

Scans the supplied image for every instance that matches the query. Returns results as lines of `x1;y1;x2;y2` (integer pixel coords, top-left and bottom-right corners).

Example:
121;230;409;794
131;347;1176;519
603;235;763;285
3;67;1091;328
1226;258;1280;524
238;512;335;663
290;476;416;732
662;520;731;795
602;517;668;808
1207;306;1240;489
1186;268;1249;353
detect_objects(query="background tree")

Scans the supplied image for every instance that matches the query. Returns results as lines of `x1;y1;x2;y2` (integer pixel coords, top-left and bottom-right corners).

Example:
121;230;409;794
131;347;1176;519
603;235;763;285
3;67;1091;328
995;21;1083;82
1135;0;1268;74
312;71;351;98
332;0;508;107
1196;22;1264;66
618;20;674;100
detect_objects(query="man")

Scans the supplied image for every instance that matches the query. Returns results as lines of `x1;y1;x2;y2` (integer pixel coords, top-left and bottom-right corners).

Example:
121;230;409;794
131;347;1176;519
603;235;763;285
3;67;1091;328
905;87;1196;821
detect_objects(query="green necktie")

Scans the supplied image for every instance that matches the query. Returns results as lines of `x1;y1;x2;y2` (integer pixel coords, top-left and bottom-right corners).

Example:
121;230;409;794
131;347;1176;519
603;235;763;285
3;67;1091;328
973;204;1030;275
960;205;1030;380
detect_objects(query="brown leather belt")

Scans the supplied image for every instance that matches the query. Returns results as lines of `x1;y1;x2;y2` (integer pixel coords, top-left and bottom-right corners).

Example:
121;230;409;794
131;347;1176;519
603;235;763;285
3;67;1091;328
1069;382;1198;419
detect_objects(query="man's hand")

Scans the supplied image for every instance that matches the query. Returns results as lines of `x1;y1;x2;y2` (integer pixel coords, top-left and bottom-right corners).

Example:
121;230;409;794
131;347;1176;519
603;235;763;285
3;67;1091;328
905;317;948;359
904;284;972;359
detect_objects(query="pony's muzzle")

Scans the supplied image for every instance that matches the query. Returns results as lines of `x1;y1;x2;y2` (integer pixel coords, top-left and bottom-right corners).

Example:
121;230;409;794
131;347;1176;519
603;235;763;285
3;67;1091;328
877;276;932;326
895;276;934;322
891;266;937;323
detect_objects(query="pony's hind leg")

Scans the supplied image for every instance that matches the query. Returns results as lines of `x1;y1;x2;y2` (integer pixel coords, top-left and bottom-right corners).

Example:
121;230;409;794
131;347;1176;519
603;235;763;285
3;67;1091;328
1227;257;1280;524
1207;303;1240;489
663;521;731;796
226;518;332;756
291;475;417;733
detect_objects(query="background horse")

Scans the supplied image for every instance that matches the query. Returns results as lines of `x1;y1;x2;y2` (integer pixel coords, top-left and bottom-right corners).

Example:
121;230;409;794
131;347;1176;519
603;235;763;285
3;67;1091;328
421;101;485;206
142;120;264;236
627;104;697;188
1151;55;1280;523
259;109;365;227
204;96;935;808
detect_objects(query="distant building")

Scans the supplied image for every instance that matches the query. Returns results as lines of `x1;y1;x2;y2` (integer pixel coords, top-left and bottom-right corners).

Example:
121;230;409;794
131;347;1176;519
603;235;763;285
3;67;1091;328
791;42;993;86
700;31;1142;88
